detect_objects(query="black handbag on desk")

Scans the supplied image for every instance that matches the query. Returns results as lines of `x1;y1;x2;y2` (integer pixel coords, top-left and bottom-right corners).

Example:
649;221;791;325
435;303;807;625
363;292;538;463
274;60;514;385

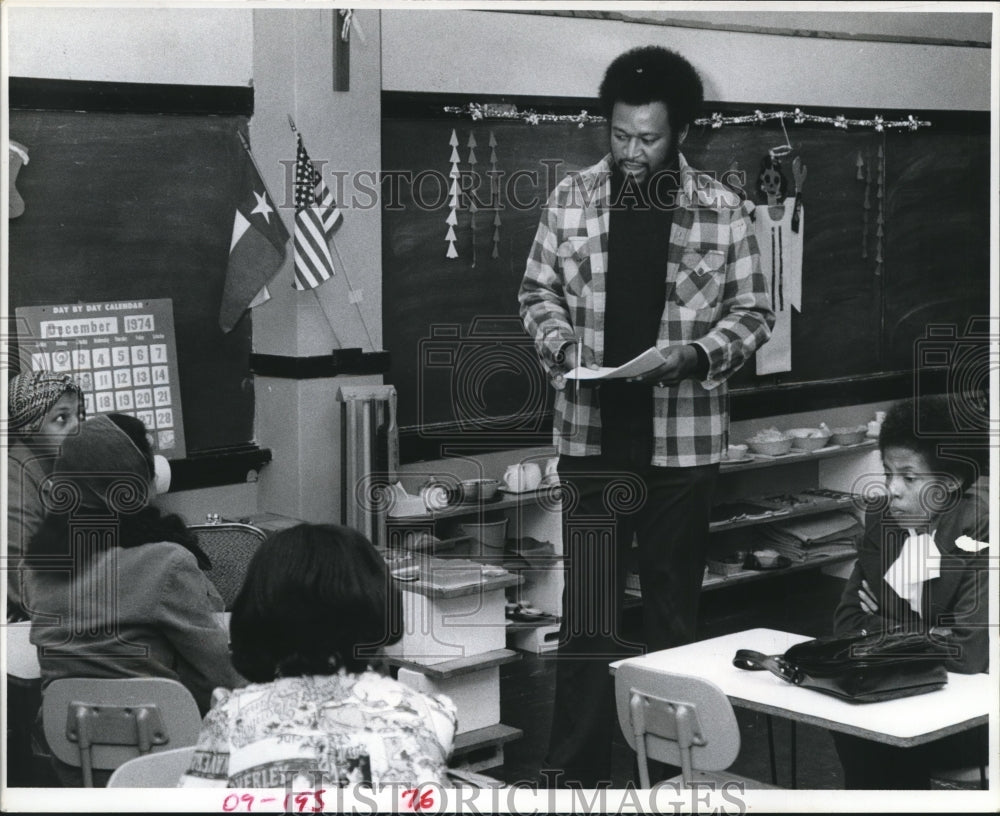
732;630;949;703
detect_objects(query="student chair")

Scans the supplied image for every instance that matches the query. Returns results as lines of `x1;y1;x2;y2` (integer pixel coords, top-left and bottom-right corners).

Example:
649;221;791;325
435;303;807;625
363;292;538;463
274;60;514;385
614;662;779;789
42;677;202;787
187;521;267;609
107;745;197;787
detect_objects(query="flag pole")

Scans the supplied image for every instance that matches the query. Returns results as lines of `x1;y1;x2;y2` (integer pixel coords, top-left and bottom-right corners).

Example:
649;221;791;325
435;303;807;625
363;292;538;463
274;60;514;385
326;239;378;352
237;131;284;215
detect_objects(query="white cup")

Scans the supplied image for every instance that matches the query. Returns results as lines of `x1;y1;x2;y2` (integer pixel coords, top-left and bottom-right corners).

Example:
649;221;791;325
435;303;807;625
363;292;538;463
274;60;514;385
542;456;559;485
503;463;541;492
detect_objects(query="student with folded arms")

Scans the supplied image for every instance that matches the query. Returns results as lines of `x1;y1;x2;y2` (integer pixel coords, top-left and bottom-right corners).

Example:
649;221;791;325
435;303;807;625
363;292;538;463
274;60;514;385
832;395;989;788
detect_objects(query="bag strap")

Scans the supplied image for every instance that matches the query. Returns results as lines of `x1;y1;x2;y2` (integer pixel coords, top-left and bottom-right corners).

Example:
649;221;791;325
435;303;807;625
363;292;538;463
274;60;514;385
732;649;800;684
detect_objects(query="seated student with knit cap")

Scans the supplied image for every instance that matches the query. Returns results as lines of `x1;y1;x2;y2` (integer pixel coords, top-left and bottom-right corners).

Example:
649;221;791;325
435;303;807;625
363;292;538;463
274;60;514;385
6;370;84;621
180;523;458;789
28;413;243;785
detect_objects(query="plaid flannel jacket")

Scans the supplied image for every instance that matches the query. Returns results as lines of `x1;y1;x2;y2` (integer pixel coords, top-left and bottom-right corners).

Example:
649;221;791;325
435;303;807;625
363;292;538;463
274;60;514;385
519;153;774;467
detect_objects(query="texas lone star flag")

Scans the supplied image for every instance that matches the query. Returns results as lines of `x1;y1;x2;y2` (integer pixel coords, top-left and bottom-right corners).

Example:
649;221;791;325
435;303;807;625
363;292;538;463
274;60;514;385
219;142;290;332
292;131;342;290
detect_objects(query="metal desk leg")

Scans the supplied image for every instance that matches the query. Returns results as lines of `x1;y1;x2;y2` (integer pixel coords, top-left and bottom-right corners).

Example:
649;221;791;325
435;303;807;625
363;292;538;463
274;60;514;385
766;715;778;785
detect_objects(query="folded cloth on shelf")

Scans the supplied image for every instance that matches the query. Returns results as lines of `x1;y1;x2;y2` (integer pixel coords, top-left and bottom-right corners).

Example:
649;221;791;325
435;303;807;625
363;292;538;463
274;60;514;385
506;536;557;561
709;501;777;525
761;510;862;546
757;511;863;561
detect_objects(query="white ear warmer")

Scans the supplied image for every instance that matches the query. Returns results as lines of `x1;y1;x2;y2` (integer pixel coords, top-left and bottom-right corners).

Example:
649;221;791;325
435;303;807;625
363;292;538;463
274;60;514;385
153;454;172;495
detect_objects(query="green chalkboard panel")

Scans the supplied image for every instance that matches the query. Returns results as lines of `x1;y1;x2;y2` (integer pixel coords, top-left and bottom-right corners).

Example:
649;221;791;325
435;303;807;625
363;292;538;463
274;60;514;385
8;109;254;455
382;97;989;461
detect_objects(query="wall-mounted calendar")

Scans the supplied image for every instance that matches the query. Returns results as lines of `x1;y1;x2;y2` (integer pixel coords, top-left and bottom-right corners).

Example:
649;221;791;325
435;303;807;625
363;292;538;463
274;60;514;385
15;299;186;458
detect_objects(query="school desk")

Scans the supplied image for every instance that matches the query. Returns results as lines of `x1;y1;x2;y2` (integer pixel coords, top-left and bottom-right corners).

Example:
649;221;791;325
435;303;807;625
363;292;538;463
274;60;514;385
611;628;990;786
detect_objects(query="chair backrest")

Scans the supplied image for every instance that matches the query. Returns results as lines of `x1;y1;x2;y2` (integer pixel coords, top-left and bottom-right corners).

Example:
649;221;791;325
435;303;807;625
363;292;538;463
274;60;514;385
6;620;41;680
107;745;197;787
187;522;267;610
42;677;202;787
614;662;741;787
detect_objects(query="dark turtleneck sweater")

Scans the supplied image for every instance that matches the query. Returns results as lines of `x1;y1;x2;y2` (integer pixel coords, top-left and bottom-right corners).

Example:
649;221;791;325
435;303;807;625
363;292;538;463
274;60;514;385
600;164;677;465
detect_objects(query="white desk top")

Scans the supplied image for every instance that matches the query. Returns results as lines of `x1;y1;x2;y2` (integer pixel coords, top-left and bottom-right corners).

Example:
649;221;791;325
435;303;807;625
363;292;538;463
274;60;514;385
4;621;41;680
611;628;990;747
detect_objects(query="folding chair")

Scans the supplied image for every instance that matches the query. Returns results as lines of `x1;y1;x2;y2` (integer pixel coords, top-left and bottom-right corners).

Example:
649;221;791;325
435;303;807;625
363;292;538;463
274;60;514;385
614;661;780;789
42;677;202;786
107;745;197;787
187;521;267;609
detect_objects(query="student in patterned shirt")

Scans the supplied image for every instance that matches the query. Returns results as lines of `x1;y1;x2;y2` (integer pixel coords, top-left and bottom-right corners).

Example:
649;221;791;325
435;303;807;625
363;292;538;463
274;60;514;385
180;523;458;790
519;46;773;787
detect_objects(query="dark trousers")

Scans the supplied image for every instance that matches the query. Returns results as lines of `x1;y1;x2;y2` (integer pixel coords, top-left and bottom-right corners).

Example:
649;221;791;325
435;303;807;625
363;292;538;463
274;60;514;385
833;725;989;789
543;454;719;788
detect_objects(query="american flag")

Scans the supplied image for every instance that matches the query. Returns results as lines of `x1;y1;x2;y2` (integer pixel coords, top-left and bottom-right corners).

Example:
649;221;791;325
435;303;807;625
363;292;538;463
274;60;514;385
292;132;342;290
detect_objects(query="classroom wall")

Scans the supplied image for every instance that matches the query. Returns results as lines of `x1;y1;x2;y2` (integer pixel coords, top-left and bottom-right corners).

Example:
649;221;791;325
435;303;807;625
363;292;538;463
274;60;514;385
380;9;991;111
6;6;253;86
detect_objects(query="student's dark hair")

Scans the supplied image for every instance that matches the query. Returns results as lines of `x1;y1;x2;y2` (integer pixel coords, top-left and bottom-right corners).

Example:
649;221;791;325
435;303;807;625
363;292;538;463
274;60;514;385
106;413;155;478
598;45;704;130
879;395;983;491
229;523;403;682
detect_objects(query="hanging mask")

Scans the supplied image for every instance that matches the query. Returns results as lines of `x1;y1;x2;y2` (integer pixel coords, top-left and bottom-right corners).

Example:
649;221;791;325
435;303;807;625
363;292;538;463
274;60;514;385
758;155;788;204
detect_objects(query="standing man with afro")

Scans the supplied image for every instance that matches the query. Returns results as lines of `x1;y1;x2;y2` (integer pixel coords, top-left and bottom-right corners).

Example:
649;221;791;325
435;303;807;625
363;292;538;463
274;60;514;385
520;45;773;786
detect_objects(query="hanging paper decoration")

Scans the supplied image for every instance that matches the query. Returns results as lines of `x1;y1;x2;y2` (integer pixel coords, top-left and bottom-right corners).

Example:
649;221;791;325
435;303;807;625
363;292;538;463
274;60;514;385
445;129;459;259
467;132;478;267
855;151;864;181
489;131;501;259
791;156;806;233
861;152;871;260
875;142;885;277
755;157;804;376
492;213;502;260
443;103;932;133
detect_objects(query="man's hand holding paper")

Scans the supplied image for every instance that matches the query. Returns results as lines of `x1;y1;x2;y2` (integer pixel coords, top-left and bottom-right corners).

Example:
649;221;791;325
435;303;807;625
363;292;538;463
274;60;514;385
564;344;699;386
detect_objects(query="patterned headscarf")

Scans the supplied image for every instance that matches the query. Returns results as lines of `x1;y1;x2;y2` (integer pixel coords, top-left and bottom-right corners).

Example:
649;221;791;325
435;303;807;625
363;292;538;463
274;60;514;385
7;371;84;434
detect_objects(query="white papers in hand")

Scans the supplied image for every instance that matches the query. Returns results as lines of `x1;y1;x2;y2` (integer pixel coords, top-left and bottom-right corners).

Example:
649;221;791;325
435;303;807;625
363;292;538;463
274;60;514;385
565;346;664;381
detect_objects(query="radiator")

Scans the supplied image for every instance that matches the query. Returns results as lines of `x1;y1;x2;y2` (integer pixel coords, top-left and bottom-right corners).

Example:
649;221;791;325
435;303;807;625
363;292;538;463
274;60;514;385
337;384;399;549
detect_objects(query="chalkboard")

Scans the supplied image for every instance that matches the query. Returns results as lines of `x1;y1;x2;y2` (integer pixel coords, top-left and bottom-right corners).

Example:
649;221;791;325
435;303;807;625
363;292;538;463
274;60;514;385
382;98;989;461
8;109;254;455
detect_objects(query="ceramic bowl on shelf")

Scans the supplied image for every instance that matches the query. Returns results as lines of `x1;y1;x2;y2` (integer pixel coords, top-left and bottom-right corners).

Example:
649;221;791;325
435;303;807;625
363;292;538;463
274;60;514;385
746;436;793;456
459;478;501;502
830;426;867;446
786;427;832;452
724;443;751;461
